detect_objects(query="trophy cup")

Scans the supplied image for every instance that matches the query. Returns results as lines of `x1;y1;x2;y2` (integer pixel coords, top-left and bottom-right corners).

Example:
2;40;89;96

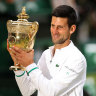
7;7;39;71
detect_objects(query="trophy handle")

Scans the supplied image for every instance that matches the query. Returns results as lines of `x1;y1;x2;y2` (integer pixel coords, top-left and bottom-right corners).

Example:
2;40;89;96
31;21;39;40
28;21;39;49
9;65;26;71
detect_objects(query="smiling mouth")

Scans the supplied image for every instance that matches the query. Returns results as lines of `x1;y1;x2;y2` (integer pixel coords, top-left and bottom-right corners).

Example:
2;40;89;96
54;35;58;38
53;34;60;39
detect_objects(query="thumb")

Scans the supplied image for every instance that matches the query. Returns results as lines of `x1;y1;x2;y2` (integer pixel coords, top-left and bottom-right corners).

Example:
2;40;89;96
30;49;34;54
28;49;34;55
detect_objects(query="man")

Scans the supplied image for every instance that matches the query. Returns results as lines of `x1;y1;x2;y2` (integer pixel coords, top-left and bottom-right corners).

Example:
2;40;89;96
7;5;87;96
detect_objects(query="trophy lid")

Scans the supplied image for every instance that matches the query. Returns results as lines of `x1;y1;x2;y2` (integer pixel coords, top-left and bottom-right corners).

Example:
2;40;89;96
7;6;39;34
7;7;33;26
17;7;29;20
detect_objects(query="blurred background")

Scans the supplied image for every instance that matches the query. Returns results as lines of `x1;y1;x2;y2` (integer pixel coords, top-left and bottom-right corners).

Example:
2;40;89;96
0;0;96;96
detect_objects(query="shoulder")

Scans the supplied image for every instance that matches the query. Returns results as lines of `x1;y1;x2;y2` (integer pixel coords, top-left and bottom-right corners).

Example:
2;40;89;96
71;45;86;61
63;42;87;69
42;45;54;56
68;45;87;71
65;41;86;61
42;48;50;56
38;48;51;61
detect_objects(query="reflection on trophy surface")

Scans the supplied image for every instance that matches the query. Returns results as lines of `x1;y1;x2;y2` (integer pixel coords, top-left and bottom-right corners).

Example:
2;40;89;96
7;7;39;71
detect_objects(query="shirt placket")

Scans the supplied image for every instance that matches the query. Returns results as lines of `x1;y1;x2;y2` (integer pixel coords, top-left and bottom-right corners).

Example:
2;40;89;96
49;49;61;77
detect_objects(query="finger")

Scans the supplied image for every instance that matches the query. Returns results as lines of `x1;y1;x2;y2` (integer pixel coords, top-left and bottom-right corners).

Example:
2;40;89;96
9;50;16;58
32;49;34;52
28;49;34;53
12;46;24;53
8;48;13;56
7;40;12;53
9;50;17;64
7;39;10;51
11;49;22;60
30;49;34;55
7;44;18;65
9;48;16;55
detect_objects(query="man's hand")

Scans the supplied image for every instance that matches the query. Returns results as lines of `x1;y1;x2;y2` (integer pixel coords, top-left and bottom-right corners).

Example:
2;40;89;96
7;39;34;67
7;39;17;66
10;46;34;67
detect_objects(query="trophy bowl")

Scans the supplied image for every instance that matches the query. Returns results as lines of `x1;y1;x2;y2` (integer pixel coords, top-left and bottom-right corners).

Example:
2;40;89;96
7;7;39;71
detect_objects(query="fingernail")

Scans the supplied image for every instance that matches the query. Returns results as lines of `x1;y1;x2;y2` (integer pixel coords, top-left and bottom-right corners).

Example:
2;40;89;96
12;46;16;49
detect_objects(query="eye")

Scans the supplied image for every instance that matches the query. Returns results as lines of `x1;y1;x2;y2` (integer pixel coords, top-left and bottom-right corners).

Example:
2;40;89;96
57;26;64;29
51;24;55;27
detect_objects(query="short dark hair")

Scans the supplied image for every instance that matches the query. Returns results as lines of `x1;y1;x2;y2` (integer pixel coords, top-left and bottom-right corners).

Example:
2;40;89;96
52;5;77;28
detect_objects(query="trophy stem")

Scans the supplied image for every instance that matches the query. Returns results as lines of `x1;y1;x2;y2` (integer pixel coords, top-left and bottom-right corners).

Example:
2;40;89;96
9;65;26;71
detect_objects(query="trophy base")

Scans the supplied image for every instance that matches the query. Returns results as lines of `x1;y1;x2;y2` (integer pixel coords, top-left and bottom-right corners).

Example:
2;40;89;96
9;66;26;71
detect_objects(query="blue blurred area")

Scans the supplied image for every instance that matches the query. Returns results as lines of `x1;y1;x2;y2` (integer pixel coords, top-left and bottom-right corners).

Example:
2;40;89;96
0;0;96;96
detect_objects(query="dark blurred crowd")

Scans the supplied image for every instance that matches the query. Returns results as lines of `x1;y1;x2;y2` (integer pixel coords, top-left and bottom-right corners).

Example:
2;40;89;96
0;0;96;42
0;0;96;96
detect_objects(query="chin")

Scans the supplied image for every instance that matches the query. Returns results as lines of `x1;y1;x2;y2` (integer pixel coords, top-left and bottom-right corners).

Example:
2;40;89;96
55;40;66;44
53;41;61;44
52;40;58;44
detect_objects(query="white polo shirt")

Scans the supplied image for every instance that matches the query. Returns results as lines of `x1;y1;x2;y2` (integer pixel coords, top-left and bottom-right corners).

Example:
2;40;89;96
15;41;87;96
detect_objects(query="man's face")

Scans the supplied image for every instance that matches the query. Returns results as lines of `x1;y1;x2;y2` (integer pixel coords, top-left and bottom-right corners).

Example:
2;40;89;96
50;16;71;44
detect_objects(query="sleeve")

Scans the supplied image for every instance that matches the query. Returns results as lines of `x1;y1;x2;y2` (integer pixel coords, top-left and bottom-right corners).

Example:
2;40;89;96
14;70;36;96
14;51;46;96
26;57;87;96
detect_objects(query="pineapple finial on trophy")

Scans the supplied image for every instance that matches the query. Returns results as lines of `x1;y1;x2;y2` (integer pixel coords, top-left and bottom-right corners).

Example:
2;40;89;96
17;6;29;19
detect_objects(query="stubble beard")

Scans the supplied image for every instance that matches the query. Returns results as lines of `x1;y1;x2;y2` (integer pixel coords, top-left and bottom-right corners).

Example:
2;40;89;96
52;36;69;44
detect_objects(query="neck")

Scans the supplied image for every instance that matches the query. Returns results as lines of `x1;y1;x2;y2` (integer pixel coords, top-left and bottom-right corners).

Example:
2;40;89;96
54;39;70;52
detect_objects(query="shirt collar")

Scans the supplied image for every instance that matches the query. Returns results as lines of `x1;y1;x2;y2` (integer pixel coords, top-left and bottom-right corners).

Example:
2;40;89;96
49;40;74;55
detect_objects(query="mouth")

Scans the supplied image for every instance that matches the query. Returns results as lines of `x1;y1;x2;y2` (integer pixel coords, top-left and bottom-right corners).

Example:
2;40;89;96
52;34;59;39
53;35;57;39
52;35;60;43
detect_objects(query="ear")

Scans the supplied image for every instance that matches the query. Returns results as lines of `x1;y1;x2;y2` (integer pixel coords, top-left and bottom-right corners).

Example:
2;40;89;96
70;25;76;35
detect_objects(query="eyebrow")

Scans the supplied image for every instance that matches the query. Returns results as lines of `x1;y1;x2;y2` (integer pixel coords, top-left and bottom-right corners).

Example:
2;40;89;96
51;24;66;28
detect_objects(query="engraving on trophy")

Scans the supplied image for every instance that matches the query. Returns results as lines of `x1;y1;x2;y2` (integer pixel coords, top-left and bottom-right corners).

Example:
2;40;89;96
7;7;39;71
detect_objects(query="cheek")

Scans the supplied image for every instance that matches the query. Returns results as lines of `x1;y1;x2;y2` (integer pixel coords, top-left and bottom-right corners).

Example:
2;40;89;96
50;28;55;35
50;27;54;31
64;31;70;38
61;30;70;37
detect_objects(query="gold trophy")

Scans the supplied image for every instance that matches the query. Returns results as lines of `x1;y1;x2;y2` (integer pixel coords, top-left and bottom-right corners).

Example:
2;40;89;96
7;7;39;71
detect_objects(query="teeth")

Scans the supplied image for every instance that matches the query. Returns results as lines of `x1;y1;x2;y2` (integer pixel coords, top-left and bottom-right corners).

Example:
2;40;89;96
54;35;58;38
55;36;57;38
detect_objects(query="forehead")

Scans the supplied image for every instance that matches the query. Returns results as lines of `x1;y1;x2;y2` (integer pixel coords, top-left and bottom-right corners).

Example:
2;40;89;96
51;16;68;25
